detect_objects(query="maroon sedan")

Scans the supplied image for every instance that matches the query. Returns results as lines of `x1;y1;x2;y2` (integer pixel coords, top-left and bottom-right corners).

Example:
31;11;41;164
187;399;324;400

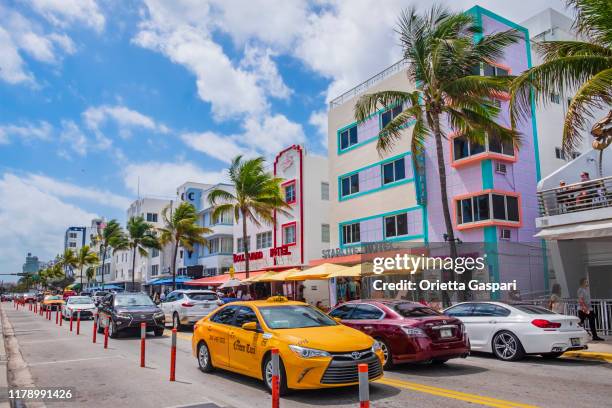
330;300;470;368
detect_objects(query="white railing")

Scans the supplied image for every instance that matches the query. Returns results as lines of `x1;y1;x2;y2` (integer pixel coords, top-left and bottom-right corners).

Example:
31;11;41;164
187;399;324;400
523;298;612;335
328;59;410;109
538;176;612;216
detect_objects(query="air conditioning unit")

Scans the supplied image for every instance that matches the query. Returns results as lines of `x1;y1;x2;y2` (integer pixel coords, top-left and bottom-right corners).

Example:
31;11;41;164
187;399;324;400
500;229;511;240
495;162;507;174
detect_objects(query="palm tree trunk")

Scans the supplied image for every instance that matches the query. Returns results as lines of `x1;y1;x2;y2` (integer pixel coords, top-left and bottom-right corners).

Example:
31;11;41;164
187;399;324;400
431;114;459;306
101;245;107;289
242;214;250;279
131;247;137;292
79;266;83;294
172;239;179;291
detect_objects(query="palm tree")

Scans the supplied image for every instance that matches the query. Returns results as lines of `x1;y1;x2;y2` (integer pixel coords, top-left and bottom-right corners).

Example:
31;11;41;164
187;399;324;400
510;0;612;172
58;248;78;276
208;156;290;278
91;219;127;290
85;266;96;287
126;216;161;292
76;245;99;293
159;202;211;291
353;6;521;302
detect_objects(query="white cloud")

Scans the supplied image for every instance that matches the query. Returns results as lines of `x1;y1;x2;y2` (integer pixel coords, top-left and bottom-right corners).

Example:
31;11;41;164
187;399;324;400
0;173;97;275
181;132;253;164
58;120;88;156
241;46;292;100
123;162;227;197
28;0;105;33
309;110;328;149
0;121;52;144
82;105;169;139
0;26;33;84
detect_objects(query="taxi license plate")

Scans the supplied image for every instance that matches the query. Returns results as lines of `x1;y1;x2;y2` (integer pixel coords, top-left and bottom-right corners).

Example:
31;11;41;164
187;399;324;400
440;329;452;338
571;338;580;346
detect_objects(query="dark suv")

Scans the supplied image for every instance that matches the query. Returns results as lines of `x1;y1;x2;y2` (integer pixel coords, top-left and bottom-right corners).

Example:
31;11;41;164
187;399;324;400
96;292;165;338
330;300;470;368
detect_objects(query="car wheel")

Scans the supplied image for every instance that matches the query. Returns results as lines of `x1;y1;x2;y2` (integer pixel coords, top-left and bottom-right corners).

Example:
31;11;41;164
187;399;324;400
377;338;394;370
154;328;164;337
173;313;182;331
197;341;214;373
108;320;119;338
492;331;525;361
263;354;288;396
541;352;564;359
431;359;449;365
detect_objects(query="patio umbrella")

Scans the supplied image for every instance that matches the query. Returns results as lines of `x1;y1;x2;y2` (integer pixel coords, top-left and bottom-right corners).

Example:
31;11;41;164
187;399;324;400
286;263;348;281
264;268;301;282
326;263;369;278
241;271;276;284
219;278;244;289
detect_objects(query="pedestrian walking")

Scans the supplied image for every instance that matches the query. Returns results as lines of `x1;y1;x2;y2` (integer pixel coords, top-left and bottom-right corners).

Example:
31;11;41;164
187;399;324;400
577;278;604;341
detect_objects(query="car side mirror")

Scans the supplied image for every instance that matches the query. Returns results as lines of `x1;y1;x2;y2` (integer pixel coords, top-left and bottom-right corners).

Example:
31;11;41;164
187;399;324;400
241;322;258;331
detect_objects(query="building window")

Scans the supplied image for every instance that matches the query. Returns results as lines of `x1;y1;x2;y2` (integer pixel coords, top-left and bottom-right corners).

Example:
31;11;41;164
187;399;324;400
550;92;560;104
381;105;403;128
321;182;329;201
321;224;330;243
284;182;296;204
339;125;358;150
483;63;509;77
151;264;159;276
237;236;250;252
453;134;513;161
151;248;160;258
456;192;520;226
342;223;360;245
384;213;409;238
146;213;158;222
282;224;296;245
69;242;76;248
69;232;77;238
179;250;183;259
256;232;272;249
555;147;580;160
382;158;406;185
205;267;217;276
340;174;360;197
212;211;232;225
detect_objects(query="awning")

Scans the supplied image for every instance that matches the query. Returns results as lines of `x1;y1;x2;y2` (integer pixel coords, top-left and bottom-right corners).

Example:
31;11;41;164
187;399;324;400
241;271;277;284
286;263;348;281
326;263;368;278
185;271;267;287
534;220;612;240
264;268;302;282
149;276;191;286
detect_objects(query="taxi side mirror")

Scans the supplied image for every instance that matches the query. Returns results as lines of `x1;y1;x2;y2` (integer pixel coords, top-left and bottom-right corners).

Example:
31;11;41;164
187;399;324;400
332;317;342;323
241;322;258;331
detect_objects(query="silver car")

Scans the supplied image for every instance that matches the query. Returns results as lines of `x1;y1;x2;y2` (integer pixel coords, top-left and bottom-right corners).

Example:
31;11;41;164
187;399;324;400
160;290;223;329
62;296;97;320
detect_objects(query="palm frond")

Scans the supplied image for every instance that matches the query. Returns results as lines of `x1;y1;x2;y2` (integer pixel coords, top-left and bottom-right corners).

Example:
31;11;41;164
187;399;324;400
536;40;612;60
354;91;413;123
568;0;612;47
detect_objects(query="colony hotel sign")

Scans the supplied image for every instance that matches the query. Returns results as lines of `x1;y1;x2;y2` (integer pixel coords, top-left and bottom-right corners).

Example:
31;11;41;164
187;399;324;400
233;245;292;263
321;242;395;259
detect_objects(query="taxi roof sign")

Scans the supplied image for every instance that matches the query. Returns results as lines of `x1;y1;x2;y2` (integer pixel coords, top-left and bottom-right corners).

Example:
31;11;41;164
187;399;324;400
266;296;289;303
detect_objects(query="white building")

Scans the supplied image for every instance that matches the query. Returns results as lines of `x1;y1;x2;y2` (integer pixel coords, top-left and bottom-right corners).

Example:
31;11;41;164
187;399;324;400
521;8;606;178
231;145;331;275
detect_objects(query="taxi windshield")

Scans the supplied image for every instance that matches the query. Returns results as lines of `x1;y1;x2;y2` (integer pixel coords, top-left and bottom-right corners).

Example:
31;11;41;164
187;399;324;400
259;305;337;329
114;294;155;307
45;295;62;300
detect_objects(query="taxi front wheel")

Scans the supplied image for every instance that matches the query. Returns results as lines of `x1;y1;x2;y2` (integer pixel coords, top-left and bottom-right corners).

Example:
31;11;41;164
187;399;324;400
263;354;288;396
197;342;214;373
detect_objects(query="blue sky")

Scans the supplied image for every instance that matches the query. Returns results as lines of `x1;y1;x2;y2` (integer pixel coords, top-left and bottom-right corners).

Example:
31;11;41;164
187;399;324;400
0;0;566;277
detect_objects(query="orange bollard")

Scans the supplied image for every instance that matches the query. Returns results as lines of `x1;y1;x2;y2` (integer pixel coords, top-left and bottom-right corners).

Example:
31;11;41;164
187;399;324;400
34;303;37;314
170;328;177;381
271;348;280;408
92;316;97;343
69;314;73;332
104;321;109;349
56;309;59;324
140;322;146;368
76;312;81;335
358;363;369;408
59;312;63;326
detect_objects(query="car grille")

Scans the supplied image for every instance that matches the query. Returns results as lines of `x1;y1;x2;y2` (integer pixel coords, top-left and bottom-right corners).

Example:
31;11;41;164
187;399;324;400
320;352;382;385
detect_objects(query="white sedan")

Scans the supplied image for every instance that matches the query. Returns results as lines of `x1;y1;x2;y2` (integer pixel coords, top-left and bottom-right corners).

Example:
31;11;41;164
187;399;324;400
444;302;589;361
160;289;223;329
62;296;97;320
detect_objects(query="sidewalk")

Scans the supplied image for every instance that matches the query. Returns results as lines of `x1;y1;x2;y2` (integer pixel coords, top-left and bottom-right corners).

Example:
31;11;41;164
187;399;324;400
564;336;612;362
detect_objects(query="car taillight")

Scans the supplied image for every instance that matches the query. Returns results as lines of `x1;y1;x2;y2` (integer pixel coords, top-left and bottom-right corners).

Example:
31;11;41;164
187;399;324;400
181;302;194;307
531;319;561;328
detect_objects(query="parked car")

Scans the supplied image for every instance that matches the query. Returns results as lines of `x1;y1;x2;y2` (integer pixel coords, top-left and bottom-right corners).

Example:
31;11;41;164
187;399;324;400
443;301;589;361
62;296;97;320
41;295;65;311
330;300;469;368
23;292;37;303
96;292;165;338
80;291;92;298
192;296;383;395
92;291;109;305
161;289;223;329
62;290;77;301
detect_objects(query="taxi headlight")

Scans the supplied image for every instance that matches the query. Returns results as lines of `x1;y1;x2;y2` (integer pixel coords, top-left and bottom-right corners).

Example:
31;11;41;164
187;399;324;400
372;340;382;353
288;345;331;359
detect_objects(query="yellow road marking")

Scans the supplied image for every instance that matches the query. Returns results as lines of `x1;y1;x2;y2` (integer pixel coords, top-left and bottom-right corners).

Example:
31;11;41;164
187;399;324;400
377;377;538;408
562;351;612;363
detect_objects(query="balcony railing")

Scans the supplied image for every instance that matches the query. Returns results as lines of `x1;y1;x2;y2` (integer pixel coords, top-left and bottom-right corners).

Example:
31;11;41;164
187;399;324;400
328;59;410;109
537;175;612;217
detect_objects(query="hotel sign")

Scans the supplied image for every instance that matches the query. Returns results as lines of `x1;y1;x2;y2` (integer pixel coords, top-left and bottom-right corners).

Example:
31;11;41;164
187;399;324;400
233;245;292;263
321;242;394;259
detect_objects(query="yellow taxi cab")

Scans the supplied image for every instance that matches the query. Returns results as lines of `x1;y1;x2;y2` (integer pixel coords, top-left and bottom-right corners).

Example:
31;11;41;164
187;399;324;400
192;296;384;395
42;295;65;311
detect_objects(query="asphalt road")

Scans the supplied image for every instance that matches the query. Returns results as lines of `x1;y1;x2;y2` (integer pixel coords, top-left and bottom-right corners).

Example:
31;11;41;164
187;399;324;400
2;303;611;408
